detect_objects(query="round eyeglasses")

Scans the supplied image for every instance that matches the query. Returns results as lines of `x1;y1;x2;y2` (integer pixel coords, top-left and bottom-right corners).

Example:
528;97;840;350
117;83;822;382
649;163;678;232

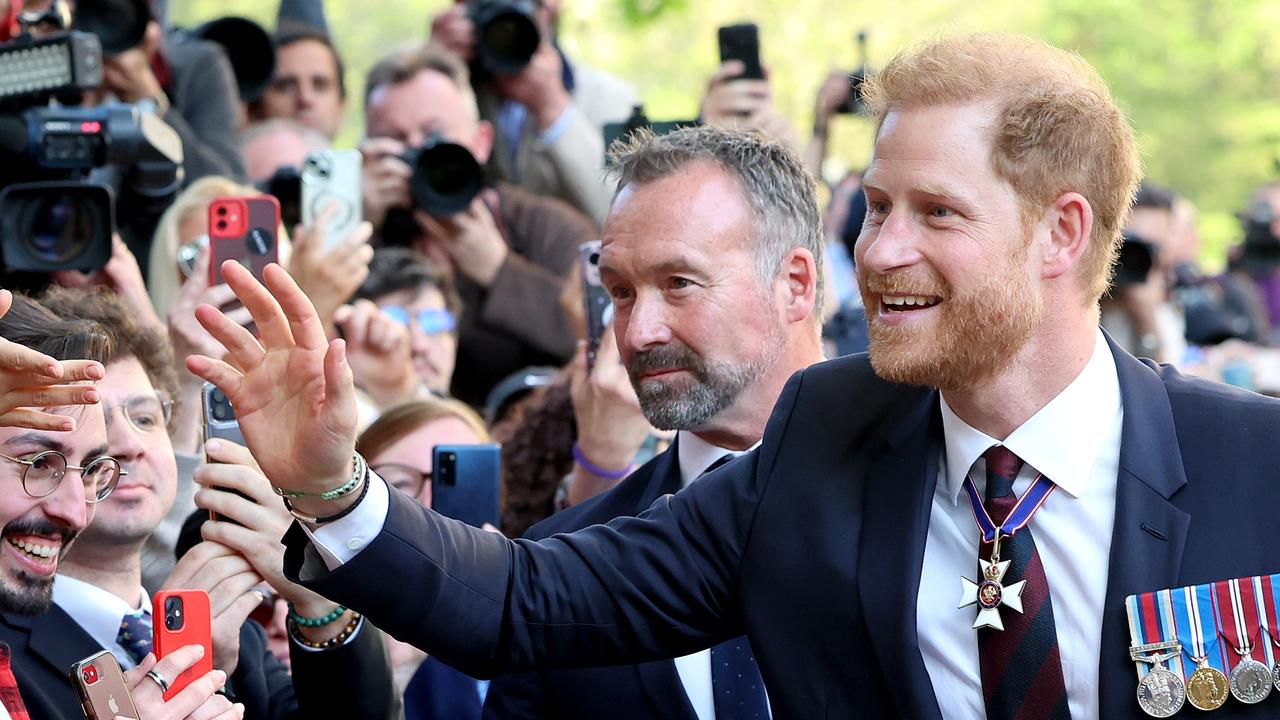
102;392;174;436
372;462;432;497
0;451;125;503
381;306;457;336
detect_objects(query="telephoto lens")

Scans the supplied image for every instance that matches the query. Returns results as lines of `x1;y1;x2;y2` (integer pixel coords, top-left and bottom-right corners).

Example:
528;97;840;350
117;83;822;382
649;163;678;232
467;0;541;75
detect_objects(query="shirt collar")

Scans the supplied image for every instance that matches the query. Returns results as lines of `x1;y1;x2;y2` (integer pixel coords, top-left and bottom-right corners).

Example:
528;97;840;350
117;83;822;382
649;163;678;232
939;328;1121;504
676;430;760;489
53;574;149;652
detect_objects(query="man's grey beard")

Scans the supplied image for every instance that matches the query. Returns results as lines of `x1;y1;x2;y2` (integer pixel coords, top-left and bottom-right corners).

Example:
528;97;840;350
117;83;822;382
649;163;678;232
628;334;781;431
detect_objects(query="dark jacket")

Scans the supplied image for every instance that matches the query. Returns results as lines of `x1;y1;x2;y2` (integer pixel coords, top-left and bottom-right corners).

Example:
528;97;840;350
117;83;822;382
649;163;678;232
284;340;1280;718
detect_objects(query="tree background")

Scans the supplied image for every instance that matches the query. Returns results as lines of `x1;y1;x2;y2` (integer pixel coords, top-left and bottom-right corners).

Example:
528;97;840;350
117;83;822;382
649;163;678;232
168;0;1280;266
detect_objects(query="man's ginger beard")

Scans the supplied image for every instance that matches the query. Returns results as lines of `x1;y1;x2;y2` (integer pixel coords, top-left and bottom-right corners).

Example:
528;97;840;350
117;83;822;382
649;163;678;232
862;239;1042;393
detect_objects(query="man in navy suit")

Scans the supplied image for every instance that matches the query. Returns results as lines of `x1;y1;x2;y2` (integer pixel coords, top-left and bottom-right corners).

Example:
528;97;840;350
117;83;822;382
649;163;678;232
192;34;1280;719
481;123;826;719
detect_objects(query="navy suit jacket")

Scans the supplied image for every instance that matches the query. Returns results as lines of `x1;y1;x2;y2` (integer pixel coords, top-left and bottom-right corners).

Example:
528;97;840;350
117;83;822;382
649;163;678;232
483;442;702;719
284;341;1280;718
0;603;399;720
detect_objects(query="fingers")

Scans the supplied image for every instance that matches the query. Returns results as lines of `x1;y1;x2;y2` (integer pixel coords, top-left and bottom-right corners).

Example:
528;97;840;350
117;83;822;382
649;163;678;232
219;262;296;351
184;355;243;403
162;539;236;589
154;667;228;719
0;408;84;432
193;303;264;372
0;384;100;411
220;586;265;629
321;339;357;433
709;60;746;87
358;136;408;160
202;438;258;471
0;339;67;380
149;644;208;686
209;571;261;617
261;264;329;351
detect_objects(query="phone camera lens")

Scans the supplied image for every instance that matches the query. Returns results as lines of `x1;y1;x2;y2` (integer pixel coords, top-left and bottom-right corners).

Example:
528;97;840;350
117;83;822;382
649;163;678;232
590;252;600;265
216;206;228;216
216;220;227;231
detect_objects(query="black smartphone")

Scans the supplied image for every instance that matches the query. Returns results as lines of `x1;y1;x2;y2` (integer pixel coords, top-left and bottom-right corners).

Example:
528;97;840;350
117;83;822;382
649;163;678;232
431;444;501;529
579;241;612;371
717;23;765;80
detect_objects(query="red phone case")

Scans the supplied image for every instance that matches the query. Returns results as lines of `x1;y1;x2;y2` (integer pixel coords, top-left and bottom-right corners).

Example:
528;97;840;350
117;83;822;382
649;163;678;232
208;195;281;286
151;590;213;701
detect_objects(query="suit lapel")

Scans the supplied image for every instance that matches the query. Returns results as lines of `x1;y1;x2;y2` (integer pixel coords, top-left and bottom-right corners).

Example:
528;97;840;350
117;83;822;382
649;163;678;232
856;391;944;720
631;442;700;720
1097;340;1191;717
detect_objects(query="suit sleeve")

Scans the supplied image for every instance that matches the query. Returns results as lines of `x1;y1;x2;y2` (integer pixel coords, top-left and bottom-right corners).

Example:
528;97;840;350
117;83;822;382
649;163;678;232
481;670;545;719
282;367;808;679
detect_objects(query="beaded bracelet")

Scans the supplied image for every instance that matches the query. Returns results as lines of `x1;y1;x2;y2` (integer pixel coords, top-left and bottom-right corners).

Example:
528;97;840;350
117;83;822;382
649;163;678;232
571;442;632;480
287;601;347;627
288;611;362;650
273;452;365;499
283;464;371;524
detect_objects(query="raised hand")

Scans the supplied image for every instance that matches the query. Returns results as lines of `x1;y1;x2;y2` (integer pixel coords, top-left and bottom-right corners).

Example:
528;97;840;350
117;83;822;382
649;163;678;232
161;541;262;676
186;261;358;510
124;645;242;720
333;299;418;409
0;289;104;431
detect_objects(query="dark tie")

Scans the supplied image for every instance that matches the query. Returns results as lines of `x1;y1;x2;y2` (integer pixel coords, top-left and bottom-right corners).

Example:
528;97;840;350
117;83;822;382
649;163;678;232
117;610;153;666
977;446;1071;720
710;637;769;720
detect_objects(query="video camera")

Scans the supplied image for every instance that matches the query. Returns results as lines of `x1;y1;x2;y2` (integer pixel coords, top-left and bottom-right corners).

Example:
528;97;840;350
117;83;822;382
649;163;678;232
1113;231;1156;287
468;0;541;76
382;135;487;246
1235;199;1280;273
0;2;183;281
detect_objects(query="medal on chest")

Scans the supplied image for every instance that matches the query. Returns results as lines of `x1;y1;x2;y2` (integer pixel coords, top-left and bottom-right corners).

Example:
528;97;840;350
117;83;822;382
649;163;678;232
1215;577;1274;705
956;472;1055;631
1126;592;1189;717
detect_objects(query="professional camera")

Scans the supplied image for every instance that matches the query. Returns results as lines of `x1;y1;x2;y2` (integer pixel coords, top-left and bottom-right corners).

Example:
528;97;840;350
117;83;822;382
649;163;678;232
1235;199;1280;273
468;0;541;76
0;13;183;279
835;31;872;116
381;137;486;246
1113;231;1156;287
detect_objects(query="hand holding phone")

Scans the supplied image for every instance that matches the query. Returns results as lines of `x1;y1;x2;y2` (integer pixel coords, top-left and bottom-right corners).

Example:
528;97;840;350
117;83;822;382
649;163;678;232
431;444;501;529
578;241;613;371
151;590;213;701
70;651;140;720
208;195;281;287
302;149;363;251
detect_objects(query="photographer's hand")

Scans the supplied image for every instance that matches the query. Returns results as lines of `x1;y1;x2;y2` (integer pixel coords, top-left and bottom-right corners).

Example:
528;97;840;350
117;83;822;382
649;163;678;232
333;299;418;409
492;43;572;131
51;234;165;333
186;261;360;517
699;61;796;147
428;3;476;61
196;439;355;645
287;204;375;332
101;21;169;113
415;196;509;287
0;290;104;431
813;70;852;135
359;137;413;231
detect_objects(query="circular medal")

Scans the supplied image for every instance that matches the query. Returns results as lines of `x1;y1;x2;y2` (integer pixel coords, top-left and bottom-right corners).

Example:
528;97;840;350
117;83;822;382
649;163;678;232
1273;661;1280;694
977;579;1003;609
1229;657;1273;704
1186;665;1230;711
1136;666;1186;718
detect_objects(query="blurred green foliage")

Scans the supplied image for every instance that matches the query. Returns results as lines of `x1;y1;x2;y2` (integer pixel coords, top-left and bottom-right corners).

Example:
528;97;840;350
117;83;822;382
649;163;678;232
168;0;1280;268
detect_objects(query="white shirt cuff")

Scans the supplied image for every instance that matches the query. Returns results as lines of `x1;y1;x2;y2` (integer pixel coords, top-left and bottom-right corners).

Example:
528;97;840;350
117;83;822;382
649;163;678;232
300;471;391;570
538;104;577;146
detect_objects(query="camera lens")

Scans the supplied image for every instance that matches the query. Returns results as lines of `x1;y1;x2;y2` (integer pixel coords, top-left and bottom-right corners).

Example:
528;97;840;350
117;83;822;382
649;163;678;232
216;220;228;231
477;8;540;73
217;205;228;216
23;193;91;264
164;596;184;631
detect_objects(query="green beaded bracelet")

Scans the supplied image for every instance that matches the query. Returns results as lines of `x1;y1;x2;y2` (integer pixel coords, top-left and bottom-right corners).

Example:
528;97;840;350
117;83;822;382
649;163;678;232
287;601;347;627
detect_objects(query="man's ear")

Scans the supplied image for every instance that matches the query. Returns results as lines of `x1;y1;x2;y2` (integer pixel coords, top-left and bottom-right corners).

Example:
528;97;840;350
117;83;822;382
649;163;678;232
778;247;819;324
1041;192;1094;281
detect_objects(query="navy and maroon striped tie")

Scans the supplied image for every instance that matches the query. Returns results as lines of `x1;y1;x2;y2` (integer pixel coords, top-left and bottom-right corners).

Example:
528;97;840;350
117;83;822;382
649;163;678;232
977;446;1071;720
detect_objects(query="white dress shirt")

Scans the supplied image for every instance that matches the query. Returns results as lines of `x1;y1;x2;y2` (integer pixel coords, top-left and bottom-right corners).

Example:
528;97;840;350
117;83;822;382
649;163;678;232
917;329;1123;720
52;575;150;669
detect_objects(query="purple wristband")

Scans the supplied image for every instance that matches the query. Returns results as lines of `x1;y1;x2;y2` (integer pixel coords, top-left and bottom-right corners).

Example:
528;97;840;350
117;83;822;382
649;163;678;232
572;442;632;480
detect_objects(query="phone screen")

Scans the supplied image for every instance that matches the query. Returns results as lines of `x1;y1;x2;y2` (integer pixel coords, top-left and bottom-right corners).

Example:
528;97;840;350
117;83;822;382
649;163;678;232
717;23;765;80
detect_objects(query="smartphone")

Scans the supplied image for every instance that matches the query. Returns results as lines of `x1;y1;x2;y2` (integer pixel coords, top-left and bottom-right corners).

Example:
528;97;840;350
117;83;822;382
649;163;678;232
431;444;501;529
151;590;213;702
717;23;765;80
208;194;281;286
201;382;247;523
578;241;613;371
69;650;140;720
301;149;363;251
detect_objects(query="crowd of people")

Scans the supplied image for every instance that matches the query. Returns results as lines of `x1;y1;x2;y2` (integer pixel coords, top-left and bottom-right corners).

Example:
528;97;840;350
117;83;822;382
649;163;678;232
0;1;1277;719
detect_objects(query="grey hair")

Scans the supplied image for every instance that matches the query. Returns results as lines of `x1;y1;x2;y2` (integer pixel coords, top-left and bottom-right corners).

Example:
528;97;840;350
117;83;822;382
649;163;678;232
607;125;825;319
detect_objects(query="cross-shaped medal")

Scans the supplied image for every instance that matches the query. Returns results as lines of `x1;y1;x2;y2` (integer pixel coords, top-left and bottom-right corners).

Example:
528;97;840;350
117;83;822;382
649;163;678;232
958;557;1025;631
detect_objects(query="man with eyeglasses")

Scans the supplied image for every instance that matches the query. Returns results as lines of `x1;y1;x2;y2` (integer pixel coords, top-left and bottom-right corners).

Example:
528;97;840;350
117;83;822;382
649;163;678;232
0;290;241;720
0;287;399;720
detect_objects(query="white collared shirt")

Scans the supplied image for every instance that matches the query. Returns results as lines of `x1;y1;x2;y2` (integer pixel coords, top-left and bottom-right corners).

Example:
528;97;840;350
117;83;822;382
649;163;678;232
52;575;149;669
917;329;1123;720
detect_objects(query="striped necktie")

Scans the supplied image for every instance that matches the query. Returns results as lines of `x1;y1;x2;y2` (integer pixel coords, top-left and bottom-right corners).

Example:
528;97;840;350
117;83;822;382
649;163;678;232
978;446;1071;720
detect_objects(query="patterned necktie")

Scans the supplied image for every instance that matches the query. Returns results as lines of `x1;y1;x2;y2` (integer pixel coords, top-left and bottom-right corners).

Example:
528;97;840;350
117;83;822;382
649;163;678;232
117;610;154;667
977;446;1071;720
710;637;769;720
